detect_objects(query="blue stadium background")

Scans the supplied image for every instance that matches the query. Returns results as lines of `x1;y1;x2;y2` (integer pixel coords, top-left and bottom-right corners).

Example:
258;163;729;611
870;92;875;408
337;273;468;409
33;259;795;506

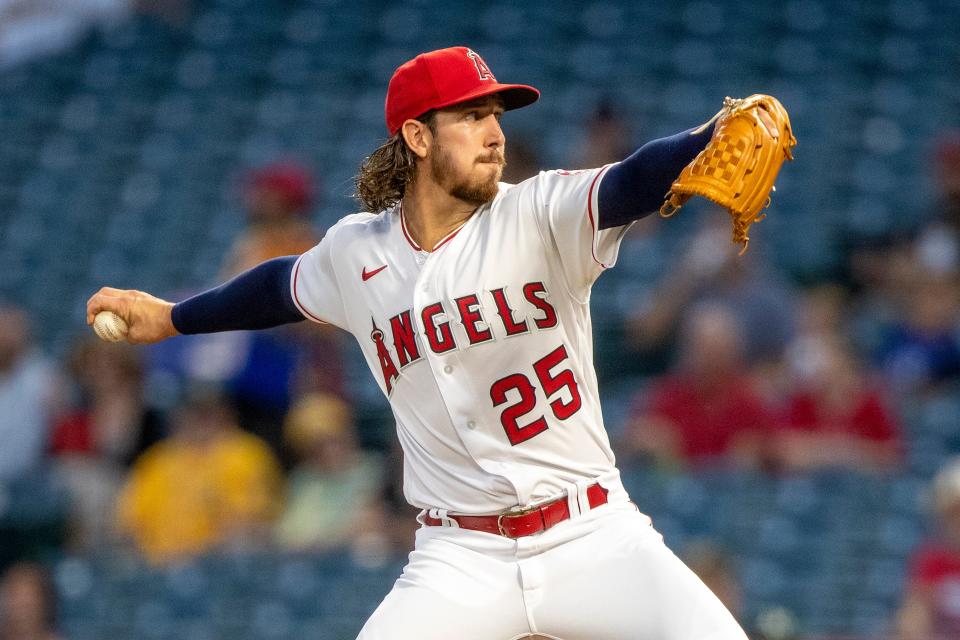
1;0;959;639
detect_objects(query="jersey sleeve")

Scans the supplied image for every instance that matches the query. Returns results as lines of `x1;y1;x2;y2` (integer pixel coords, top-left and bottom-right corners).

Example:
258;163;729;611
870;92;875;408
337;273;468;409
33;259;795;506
290;225;349;330
530;165;634;297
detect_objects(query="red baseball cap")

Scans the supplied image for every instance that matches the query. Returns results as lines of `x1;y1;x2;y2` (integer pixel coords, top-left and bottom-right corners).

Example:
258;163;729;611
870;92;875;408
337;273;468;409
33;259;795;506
385;46;539;136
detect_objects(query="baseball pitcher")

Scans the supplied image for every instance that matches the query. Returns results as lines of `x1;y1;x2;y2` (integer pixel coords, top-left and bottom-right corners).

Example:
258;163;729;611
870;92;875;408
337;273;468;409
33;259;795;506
88;46;794;639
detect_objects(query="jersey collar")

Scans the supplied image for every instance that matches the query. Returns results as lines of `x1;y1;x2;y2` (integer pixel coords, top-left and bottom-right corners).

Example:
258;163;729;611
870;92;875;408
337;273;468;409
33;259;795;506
399;202;470;253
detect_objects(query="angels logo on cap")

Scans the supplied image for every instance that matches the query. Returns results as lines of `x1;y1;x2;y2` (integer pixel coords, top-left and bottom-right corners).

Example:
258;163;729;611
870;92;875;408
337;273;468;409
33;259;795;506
384;46;540;136
466;49;493;81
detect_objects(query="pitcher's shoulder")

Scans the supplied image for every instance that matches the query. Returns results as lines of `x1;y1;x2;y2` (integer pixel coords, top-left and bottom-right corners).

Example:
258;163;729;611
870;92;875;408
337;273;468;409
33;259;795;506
492;176;541;204
322;209;394;243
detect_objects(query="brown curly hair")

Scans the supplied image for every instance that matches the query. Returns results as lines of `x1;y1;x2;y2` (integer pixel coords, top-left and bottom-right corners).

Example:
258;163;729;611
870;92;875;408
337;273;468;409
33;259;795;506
354;114;436;213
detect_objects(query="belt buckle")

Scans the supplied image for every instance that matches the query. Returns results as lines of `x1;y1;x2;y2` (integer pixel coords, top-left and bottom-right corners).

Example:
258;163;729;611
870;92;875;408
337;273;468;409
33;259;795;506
497;499;551;537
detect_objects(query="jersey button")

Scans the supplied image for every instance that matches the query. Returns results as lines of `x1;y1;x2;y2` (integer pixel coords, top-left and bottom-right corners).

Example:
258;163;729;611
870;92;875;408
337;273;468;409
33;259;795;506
466;420;477;429
443;365;453;374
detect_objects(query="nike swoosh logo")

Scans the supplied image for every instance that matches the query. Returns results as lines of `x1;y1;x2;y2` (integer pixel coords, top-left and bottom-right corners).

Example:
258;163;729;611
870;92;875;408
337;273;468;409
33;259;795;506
362;264;388;281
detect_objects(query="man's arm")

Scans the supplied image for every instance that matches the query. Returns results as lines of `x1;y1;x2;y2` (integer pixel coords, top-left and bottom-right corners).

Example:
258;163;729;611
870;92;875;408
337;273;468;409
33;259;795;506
86;256;305;344
597;123;715;230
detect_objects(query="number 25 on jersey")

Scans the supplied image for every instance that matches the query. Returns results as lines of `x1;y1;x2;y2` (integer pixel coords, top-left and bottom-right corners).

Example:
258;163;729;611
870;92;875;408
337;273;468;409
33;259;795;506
490;344;582;445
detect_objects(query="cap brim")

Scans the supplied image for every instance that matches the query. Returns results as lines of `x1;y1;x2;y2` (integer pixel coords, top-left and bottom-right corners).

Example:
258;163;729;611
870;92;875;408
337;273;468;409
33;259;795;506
432;82;540;115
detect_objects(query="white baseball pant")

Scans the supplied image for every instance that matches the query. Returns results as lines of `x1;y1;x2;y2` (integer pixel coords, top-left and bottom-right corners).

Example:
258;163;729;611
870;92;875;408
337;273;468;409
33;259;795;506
357;481;748;640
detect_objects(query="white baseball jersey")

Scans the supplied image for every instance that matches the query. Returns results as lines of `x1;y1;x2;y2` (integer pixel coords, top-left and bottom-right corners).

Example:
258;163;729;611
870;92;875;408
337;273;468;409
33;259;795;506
291;165;633;515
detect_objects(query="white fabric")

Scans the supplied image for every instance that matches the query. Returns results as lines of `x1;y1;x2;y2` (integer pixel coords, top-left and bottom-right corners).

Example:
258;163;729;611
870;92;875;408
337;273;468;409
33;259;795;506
427;507;459;528
293;169;633;514
358;504;749;640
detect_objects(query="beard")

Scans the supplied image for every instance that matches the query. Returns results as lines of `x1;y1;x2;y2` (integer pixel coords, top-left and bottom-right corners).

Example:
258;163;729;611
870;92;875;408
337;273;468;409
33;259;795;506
430;140;505;206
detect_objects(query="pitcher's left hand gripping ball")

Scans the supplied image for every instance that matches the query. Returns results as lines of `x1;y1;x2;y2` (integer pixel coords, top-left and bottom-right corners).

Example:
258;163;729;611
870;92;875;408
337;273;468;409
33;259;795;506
660;94;797;254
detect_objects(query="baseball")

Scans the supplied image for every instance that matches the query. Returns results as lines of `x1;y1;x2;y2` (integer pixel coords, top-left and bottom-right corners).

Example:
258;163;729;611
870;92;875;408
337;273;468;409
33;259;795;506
93;311;129;342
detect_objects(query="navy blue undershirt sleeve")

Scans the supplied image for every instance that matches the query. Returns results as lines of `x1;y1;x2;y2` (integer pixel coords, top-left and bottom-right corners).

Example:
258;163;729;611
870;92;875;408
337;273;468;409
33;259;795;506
171;256;305;334
597;123;715;230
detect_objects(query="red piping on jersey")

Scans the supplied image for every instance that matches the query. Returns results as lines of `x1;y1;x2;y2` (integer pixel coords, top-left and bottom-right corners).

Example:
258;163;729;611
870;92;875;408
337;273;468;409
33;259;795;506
586;164;615;269
399;203;467;252
292;257;327;324
433;226;464;250
399;204;423;251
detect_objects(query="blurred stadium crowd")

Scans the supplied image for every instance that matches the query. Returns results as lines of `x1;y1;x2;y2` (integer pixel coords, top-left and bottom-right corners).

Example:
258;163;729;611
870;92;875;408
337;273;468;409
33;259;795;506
1;0;960;639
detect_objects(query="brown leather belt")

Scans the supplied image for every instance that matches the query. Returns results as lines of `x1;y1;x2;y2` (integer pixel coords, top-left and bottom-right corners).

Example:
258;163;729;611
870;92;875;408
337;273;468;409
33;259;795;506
423;483;608;539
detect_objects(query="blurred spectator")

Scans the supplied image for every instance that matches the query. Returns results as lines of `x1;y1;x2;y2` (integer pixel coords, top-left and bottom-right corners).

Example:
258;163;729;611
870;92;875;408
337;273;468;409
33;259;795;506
621;305;773;470
115;385;283;565
934;134;960;229
572;97;633;168
274;393;388;558
48;338;165;550
866;135;960;397
896;457;960;640
219;161;343;460
222;161;319;277
52;338;164;464
909;133;960;275
877;264;960;395
145;321;347;466
774;335;901;473
226;323;347;467
0;562;61;640
683;540;743;620
751;606;801;640
0;308;68;564
845;237;913;359
789;284;849;345
0;304;60;483
768;284;851;402
147;159;345;462
626;214;795;367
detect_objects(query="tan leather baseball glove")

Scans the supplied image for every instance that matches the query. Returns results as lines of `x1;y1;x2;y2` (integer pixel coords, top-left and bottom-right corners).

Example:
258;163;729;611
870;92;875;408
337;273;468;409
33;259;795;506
660;94;797;254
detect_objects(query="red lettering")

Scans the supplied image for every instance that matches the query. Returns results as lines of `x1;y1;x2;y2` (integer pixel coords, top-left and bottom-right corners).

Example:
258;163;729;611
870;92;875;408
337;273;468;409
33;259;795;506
490;288;530;336
490;373;548;445
523;282;558;329
389;310;420;367
421;303;457;353
533;345;581;419
455;293;493;345
489;344;583;445
370;320;399;395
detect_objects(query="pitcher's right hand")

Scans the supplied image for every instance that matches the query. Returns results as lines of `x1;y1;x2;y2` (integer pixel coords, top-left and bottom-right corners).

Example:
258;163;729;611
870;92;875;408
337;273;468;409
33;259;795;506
86;287;179;344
